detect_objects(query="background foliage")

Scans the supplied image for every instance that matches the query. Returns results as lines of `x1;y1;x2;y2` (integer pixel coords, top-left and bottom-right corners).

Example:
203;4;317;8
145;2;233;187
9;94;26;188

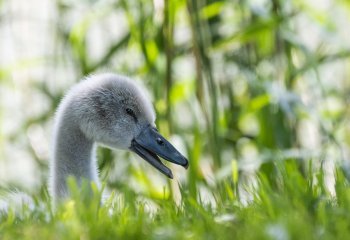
1;0;350;238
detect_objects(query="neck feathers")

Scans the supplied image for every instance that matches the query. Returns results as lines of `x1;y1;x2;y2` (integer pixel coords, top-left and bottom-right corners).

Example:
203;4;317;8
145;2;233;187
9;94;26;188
50;101;99;203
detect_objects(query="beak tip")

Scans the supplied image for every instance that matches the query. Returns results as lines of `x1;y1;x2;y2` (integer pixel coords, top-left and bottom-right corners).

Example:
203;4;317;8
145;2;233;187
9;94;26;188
183;161;189;169
182;157;189;169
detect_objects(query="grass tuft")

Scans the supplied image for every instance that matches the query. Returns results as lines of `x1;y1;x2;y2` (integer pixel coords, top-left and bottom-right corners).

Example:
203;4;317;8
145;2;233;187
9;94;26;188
1;161;350;239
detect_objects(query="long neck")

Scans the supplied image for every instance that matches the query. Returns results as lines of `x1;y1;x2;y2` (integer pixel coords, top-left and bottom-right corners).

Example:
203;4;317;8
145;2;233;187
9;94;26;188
50;112;99;202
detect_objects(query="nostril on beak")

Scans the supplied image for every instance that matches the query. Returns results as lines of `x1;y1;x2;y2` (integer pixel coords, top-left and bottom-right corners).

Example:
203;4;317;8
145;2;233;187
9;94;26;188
156;137;164;146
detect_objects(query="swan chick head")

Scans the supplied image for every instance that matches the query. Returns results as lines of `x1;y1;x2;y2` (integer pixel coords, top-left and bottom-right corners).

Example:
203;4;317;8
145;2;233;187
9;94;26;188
64;73;188;178
71;74;154;150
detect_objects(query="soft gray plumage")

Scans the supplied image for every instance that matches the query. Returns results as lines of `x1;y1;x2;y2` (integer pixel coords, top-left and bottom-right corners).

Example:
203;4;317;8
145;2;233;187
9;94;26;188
50;73;188;204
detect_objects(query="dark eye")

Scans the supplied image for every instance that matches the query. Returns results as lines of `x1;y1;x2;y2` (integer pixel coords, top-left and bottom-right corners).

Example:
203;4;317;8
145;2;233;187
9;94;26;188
126;108;133;115
125;108;138;122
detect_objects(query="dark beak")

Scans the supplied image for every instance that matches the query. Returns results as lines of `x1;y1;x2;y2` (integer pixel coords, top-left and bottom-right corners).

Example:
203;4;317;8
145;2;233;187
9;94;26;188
129;125;189;178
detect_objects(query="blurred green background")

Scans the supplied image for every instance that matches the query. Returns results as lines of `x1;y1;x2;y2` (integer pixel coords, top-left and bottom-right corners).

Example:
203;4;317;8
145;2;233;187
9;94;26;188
1;0;350;203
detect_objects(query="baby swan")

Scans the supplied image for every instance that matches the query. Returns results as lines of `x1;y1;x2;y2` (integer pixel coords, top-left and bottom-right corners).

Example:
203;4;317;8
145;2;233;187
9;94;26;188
50;73;188;203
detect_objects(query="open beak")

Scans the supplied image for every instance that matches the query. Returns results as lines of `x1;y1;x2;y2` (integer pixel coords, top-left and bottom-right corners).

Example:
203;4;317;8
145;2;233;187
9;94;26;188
129;125;189;178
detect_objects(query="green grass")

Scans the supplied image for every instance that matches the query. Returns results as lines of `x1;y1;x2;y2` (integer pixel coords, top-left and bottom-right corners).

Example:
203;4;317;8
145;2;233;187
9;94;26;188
1;161;350;240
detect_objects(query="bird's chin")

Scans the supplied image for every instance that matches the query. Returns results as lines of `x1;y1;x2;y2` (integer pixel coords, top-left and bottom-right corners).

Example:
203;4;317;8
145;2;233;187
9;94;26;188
98;142;129;151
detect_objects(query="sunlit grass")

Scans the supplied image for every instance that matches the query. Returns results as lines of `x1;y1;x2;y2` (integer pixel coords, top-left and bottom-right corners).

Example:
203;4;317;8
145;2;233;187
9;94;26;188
1;161;350;239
